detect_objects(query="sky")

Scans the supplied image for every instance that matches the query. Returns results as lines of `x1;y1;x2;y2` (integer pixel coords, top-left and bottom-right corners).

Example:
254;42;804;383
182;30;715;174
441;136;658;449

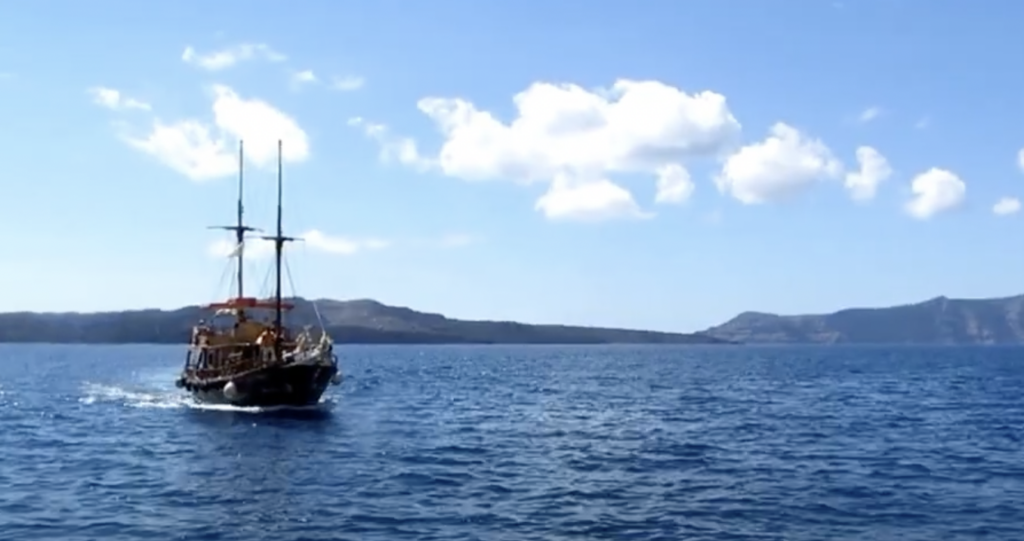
1;0;1024;333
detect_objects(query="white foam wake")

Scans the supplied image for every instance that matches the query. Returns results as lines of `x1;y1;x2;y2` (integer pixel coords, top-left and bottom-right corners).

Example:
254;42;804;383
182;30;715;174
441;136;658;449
79;382;333;413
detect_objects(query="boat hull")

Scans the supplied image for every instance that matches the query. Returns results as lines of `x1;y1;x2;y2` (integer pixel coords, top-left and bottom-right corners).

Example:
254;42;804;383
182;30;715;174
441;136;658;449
185;362;338;408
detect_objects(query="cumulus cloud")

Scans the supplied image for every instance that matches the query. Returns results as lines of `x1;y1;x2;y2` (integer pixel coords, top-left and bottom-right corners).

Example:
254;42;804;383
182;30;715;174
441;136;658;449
535;174;652;222
904;168;966;220
123;85;309;181
88;86;150;111
181;43;286;71
715;123;842;204
654;164;695;205
993;197;1021;216
355;79;740;221
844;146;892;201
348;117;431;170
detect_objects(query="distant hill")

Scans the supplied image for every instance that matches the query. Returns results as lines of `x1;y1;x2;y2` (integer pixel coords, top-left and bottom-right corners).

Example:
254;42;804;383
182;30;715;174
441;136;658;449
0;297;730;345
703;294;1024;344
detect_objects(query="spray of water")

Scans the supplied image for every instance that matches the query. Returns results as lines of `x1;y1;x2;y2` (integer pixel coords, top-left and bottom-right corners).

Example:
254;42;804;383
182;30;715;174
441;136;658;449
79;382;333;414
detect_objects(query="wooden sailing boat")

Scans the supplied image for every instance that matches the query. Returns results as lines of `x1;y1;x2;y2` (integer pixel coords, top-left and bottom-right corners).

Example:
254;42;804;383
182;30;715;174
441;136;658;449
174;139;342;407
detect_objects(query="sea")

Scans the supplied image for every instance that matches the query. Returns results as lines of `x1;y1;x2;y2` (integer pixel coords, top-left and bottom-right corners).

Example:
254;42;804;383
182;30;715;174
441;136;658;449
0;343;1021;540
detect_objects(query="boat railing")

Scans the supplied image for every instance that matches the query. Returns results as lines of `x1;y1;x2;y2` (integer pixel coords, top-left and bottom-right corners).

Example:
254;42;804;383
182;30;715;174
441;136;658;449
185;338;316;379
187;352;281;380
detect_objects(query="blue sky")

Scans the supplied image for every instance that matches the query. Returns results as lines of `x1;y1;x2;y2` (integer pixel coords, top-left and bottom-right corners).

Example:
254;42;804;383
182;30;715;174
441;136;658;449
2;0;1024;333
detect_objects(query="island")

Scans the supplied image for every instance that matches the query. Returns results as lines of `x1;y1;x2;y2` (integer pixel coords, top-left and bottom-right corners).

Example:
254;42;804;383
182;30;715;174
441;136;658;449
703;293;1024;345
0;297;731;345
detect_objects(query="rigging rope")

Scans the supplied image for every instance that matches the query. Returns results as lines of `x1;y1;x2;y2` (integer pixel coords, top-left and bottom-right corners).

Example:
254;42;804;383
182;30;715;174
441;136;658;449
284;254;326;333
209;252;234;304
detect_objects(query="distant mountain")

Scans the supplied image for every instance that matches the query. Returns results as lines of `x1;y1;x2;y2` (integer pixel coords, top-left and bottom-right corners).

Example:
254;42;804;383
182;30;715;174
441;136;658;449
0;297;730;345
703;294;1024;344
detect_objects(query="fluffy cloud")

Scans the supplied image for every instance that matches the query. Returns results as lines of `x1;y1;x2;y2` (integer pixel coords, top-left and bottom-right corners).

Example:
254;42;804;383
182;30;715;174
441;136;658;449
88;86;150;111
993;197;1021;216
357;79;740;221
348;117;431;170
208;230;389;259
904;168;966;220
124;85;309;181
715;123;842;204
181;43;285;71
535;174;651;222
844;146;892;201
654;164;695;205
1018;148;1024;172
332;76;365;91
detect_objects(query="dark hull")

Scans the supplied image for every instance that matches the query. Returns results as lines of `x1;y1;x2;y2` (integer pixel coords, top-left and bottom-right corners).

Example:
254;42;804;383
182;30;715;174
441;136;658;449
184;363;338;408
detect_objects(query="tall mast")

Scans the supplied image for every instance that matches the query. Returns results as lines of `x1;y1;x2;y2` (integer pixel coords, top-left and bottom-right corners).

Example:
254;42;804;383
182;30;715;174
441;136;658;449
261;139;297;344
274;139;284;335
235;140;245;299
209;139;258;301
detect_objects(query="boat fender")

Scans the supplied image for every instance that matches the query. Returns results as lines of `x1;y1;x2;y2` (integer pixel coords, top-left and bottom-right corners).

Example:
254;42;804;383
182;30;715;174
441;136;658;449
223;380;241;401
330;373;343;385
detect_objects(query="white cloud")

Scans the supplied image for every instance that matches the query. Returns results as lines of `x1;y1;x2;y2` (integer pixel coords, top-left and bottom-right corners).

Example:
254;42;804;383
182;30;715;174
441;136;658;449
654;163;695;205
301;230;390;255
348;117;431;170
993;197;1021;216
844;146;892;201
904;167;966;220
1018;148;1024;172
535;174;652;222
208;230;388;258
715;123;842;204
126;85;309;181
291;70;317;86
357;79;739;221
332;76;365;91
858;106;881;123
181;43;286;71
88;86;150;111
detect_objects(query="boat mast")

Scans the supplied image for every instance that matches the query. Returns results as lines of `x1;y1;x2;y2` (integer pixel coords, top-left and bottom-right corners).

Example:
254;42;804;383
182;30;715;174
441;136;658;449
262;139;297;348
274;139;284;335
209;140;257;301
235;140;245;300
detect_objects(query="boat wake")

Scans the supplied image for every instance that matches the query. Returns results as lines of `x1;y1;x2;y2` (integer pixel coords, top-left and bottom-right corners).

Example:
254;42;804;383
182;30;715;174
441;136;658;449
79;382;334;414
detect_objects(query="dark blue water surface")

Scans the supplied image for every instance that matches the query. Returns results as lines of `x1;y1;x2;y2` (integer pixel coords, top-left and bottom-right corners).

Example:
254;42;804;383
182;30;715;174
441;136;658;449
1;344;1022;540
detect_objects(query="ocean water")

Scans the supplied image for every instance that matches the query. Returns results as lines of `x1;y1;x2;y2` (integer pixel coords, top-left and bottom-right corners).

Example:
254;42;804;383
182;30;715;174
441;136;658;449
0;344;1022;540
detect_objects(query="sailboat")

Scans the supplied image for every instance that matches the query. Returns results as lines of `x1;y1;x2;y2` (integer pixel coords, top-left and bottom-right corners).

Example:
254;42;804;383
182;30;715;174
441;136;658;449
174;139;342;407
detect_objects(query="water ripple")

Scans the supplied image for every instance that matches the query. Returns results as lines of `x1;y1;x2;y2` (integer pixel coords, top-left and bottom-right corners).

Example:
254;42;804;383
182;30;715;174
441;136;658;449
0;343;1022;540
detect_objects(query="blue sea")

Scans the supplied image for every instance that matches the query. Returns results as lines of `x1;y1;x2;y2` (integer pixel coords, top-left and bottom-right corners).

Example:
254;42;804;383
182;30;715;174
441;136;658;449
0;344;1022;540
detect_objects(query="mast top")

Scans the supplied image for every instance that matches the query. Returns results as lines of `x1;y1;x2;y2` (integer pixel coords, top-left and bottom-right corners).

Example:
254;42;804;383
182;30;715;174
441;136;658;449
209;139;261;303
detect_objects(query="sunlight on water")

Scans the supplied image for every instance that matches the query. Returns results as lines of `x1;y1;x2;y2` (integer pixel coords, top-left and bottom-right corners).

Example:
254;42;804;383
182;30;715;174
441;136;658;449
78;382;333;414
